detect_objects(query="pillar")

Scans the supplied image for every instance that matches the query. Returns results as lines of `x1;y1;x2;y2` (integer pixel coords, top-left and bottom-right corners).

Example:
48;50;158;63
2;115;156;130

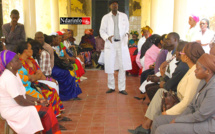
173;0;189;40
150;0;174;35
23;0;36;39
50;0;60;32
141;0;151;27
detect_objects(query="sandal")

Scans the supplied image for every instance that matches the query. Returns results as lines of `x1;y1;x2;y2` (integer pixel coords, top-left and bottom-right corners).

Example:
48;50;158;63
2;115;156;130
59;124;67;130
58;116;72;122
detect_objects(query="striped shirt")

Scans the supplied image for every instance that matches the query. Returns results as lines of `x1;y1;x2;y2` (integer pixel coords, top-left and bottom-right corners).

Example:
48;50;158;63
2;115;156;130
40;50;52;76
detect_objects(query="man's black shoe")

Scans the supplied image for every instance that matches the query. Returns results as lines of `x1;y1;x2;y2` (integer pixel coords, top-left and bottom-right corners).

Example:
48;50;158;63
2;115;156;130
119;90;128;95
106;89;115;93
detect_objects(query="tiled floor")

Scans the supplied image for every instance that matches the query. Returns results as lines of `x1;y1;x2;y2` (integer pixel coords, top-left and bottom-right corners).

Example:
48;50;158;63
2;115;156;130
0;70;149;134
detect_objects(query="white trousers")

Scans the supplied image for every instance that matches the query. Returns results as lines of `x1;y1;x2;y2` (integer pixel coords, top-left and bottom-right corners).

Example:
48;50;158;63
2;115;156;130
107;41;126;91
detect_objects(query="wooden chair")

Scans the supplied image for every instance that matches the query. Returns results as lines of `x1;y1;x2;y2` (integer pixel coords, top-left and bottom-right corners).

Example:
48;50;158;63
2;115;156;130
0;114;15;134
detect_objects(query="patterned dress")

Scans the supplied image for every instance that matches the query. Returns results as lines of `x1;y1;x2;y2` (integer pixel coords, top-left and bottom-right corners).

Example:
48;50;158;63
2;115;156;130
19;57;64;117
18;66;44;99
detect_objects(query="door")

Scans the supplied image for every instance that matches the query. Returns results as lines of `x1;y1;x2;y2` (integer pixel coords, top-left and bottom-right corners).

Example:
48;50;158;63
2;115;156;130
92;0;129;36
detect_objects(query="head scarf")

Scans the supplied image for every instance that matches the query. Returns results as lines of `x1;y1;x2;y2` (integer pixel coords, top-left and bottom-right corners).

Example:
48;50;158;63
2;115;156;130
191;14;199;23
56;31;63;36
50;32;58;36
130;31;139;37
198;53;215;73
184;42;205;64
84;29;94;35
0;50;16;76
141;26;153;35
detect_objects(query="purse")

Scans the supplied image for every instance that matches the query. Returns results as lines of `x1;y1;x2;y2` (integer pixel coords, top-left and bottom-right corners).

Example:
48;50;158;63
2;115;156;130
161;90;180;112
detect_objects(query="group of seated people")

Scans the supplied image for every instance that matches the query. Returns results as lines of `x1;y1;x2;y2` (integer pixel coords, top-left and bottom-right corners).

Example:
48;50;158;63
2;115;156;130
0;28;91;132
0;10;97;133
126;14;215;134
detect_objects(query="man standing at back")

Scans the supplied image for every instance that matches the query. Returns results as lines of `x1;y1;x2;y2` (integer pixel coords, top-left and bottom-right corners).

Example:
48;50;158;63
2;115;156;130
100;0;132;95
2;9;25;51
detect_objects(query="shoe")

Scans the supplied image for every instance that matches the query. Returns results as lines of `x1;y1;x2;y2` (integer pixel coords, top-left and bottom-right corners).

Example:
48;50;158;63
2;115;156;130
59;124;67;130
101;65;104;70
128;124;150;134
119;90;128;95
106;89;115;93
71;97;82;100
128;124;142;134
96;64;101;68
134;97;142;100
58;116;72;122
81;76;87;80
134;96;146;100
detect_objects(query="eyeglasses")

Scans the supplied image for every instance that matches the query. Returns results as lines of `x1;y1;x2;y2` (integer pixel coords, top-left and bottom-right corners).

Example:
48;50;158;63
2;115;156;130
200;23;206;25
179;52;185;55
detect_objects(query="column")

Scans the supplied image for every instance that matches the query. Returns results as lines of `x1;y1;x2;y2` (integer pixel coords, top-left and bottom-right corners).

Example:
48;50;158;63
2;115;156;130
23;0;36;39
150;0;174;35
141;0;151;27
173;0;189;40
50;0;60;32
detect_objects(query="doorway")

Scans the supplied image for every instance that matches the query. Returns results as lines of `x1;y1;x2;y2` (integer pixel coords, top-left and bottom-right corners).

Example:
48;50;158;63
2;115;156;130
92;0;129;36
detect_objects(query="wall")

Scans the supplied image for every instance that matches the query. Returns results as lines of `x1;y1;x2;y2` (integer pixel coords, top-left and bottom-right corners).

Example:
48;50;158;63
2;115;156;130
129;0;141;39
35;0;52;35
141;0;151;27
71;0;92;44
2;0;24;24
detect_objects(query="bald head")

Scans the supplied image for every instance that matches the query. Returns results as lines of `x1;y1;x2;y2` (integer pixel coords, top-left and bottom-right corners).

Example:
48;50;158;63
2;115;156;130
35;32;45;45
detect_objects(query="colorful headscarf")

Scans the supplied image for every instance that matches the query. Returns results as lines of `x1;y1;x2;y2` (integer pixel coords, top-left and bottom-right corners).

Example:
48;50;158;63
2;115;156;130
84;29;94;35
130;31;139;37
56;31;64;36
191;14;200;23
0;50;16;76
141;26;153;35
198;53;215;73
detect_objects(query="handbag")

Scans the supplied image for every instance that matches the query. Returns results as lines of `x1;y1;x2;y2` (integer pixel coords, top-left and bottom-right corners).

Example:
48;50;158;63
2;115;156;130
161;90;180;112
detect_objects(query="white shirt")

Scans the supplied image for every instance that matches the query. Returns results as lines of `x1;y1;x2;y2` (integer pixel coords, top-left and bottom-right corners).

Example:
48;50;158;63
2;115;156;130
137;36;146;52
195;29;214;53
186;26;199;42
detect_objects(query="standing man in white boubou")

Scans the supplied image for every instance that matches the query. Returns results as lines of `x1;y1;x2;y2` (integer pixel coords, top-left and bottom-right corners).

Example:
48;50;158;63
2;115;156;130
100;0;132;95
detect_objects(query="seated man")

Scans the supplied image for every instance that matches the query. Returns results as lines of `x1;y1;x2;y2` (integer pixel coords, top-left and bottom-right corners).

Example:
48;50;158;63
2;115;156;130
145;41;189;100
136;33;179;100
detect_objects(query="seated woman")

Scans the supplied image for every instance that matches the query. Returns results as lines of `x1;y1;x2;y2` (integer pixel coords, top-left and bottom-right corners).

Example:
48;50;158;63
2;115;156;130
49;33;85;82
18;66;44;99
0;50;61;134
37;33;82;101
16;41;64;117
79;29;96;67
151;53;215;134
128;31;139;48
139;34;160;72
129;42;205;134
136;26;153;69
127;31;140;75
